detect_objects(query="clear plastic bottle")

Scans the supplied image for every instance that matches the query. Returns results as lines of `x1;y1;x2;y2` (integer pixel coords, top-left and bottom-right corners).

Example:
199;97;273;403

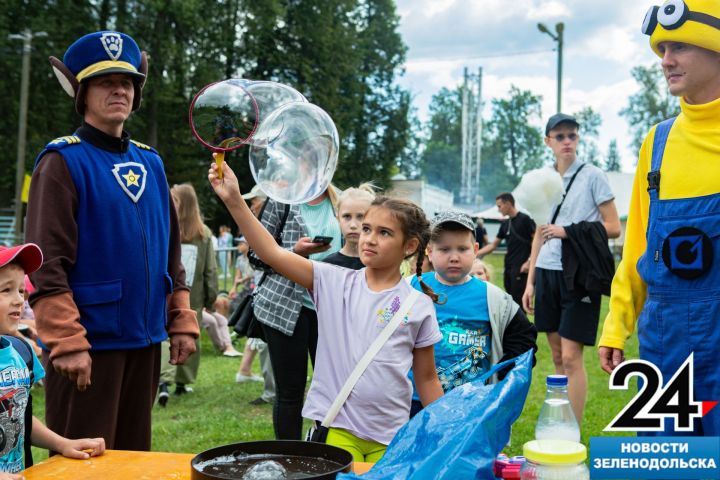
534;375;580;442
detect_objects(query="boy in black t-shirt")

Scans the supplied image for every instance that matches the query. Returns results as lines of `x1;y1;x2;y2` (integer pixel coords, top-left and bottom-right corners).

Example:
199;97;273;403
477;192;536;308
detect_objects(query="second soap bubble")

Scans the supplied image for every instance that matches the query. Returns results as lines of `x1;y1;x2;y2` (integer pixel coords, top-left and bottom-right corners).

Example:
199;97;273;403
249;101;339;205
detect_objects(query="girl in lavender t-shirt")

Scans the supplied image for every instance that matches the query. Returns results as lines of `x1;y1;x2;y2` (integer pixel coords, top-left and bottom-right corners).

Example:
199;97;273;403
209;162;444;462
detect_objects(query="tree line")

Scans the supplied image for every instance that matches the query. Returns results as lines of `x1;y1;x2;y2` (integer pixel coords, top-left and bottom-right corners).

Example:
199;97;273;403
1;1;679;223
1;0;410;227
408;63;679;206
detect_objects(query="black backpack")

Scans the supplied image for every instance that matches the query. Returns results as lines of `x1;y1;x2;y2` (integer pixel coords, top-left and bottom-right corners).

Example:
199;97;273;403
3;336;35;468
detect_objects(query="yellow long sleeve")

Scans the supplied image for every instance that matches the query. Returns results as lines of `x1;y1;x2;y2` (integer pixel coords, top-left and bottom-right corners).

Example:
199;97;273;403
600;97;720;350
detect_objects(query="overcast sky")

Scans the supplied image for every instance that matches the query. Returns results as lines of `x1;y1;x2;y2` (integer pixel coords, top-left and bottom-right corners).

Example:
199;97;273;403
394;0;664;172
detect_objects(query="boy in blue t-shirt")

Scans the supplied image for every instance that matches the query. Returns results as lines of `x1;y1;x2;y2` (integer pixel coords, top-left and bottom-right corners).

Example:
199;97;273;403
0;244;105;477
409;211;537;416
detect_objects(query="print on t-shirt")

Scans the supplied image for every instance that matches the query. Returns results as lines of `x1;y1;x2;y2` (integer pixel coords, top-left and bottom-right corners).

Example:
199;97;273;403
375;296;411;327
0;363;31;473
436;319;491;391
409;273;493;400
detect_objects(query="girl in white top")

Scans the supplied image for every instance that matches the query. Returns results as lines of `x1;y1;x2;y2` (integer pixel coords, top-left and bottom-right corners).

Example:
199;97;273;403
208;162;443;462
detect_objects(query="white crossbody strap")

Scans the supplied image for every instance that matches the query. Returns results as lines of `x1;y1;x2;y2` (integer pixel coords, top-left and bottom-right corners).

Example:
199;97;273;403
321;289;421;428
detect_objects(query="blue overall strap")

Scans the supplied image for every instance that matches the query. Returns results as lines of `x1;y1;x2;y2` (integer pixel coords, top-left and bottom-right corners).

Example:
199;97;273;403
646;117;676;241
648;117;676;197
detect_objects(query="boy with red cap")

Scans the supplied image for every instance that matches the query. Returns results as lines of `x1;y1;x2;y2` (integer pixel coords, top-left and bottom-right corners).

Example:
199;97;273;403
0;244;104;477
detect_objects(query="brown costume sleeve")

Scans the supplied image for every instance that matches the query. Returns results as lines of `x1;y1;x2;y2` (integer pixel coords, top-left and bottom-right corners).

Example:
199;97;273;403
26;152;78;302
26;152;91;356
166;289;199;338
33;293;91;359
166;193;199;338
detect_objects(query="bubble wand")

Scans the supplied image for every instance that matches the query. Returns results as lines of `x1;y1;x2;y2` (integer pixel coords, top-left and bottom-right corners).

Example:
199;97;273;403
188;81;260;179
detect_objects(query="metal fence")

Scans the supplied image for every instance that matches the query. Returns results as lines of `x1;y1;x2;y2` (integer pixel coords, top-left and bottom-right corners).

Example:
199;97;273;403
215;246;238;293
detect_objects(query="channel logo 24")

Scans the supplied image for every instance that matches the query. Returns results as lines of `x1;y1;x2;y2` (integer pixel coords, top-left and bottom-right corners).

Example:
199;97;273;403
605;353;718;432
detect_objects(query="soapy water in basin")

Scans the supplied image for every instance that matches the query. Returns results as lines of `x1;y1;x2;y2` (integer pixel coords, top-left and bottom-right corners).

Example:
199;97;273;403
195;453;344;479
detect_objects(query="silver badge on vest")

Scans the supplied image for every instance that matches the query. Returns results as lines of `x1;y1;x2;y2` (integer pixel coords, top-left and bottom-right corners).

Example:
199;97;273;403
112;162;147;203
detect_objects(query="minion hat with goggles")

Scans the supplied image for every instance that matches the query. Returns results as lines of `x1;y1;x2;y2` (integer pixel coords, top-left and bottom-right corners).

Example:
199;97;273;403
49;31;147;114
643;0;720;56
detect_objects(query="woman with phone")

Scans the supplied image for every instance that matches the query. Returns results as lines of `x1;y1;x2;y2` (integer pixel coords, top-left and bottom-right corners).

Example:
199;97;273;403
247;184;340;439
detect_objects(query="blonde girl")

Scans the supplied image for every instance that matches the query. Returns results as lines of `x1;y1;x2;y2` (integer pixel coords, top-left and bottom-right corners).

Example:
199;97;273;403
323;183;376;270
208;162;443;462
471;258;493;282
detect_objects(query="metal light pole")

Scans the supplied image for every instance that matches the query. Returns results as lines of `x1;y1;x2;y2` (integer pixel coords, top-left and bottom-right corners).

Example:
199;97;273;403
537;22;564;113
8;29;46;244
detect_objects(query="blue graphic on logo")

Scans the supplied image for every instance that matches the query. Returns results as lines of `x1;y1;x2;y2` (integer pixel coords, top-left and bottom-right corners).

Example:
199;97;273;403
669;235;703;270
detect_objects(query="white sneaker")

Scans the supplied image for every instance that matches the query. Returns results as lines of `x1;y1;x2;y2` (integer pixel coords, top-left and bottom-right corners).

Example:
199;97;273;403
223;349;243;358
235;373;263;383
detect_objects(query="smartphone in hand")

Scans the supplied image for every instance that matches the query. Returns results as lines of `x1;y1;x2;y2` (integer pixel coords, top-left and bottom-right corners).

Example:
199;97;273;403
311;236;333;245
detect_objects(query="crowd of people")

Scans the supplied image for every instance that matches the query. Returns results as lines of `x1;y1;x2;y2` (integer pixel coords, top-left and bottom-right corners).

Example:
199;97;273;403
2;0;718;474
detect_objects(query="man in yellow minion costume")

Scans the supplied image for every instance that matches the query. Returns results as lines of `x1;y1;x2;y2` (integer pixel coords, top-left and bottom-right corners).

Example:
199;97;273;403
25;31;199;450
599;0;719;436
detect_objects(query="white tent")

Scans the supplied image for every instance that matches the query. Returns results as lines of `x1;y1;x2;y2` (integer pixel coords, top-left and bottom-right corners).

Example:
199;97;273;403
605;171;634;220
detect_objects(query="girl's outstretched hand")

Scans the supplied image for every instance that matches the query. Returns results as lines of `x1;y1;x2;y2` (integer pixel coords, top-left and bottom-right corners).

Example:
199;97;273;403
208;155;242;207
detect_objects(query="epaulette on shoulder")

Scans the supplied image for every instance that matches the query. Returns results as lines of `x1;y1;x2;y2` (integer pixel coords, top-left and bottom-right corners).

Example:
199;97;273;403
130;139;158;154
46;135;81;149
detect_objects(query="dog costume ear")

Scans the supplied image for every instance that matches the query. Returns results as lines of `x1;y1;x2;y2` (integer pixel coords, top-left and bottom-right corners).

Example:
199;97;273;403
132;51;148;111
49;56;77;98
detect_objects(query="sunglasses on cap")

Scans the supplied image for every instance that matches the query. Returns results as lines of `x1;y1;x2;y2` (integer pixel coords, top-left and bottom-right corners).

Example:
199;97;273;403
642;0;720;35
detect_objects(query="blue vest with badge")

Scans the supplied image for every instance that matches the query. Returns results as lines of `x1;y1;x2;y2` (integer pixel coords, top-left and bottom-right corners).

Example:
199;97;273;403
35;135;172;350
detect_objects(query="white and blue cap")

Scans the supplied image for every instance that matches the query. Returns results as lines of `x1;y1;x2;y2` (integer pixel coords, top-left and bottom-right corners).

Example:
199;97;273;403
431;210;476;233
49;31;148;114
546;374;568;387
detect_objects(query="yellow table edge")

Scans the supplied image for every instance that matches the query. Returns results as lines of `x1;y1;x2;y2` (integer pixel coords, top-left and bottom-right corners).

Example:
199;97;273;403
23;450;372;478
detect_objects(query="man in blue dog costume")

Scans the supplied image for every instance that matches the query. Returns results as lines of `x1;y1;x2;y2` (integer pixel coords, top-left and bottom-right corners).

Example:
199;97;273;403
25;31;200;450
600;0;719;436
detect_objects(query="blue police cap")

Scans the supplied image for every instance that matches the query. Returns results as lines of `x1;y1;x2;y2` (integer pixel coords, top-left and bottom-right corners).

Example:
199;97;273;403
63;31;145;83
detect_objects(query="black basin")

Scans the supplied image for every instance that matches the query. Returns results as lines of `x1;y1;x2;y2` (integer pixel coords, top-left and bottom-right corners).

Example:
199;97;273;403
191;440;354;480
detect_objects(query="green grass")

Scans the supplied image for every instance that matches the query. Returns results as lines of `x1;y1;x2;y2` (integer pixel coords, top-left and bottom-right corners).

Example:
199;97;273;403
482;254;638;455
30;253;638;461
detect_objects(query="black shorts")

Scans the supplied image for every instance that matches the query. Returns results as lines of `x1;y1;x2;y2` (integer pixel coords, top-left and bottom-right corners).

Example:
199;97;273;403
504;268;528;308
534;268;601;346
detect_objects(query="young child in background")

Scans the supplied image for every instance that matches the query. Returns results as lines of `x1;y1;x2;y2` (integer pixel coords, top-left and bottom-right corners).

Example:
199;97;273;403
409;211;537;417
323;184;376;270
0;244;105;476
471;258;492;282
208;162;443;462
19;277;41;357
230;238;254;300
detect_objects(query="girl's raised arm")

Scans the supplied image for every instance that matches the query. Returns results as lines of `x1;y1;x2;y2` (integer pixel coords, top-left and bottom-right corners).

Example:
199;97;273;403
208;161;314;290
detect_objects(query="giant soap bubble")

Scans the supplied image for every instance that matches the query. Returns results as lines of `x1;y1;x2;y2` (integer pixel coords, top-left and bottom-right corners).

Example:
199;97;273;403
190;79;307;150
190;79;338;204
190;80;257;151
249;102;339;205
